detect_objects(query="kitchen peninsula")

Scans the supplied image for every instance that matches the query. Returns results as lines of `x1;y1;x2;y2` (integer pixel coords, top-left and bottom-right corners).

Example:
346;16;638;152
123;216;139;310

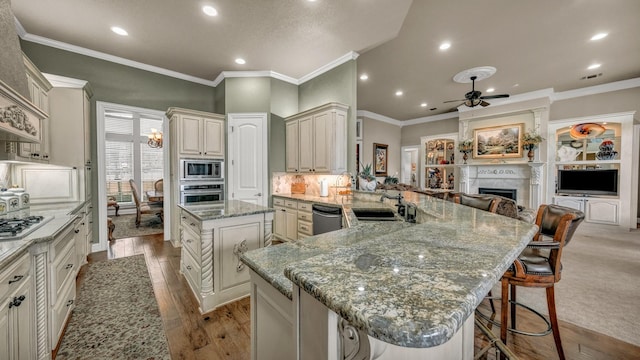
241;191;538;359
177;200;274;314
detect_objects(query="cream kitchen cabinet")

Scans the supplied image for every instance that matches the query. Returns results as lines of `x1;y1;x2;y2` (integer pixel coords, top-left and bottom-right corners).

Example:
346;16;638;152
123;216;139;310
285;103;348;174
273;197;313;241
553;196;620;225
17;54;51;162
167;107;225;159
45;75;93;169
273;198;287;240
49;223;77;351
178;203;273;314
0;252;34;360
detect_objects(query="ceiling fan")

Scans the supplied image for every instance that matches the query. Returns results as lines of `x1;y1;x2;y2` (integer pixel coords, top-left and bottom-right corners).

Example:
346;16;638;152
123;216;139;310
443;75;510;108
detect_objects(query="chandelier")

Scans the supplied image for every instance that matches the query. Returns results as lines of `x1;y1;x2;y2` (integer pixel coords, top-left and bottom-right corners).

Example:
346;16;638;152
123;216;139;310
147;128;163;148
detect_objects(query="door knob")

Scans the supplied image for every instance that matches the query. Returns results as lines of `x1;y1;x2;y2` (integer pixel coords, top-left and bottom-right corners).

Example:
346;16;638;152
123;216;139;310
254;193;262;197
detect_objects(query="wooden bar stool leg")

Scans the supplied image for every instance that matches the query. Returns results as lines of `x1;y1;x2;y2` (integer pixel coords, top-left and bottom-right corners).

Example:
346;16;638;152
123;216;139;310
510;284;517;329
547;286;565;360
500;278;509;345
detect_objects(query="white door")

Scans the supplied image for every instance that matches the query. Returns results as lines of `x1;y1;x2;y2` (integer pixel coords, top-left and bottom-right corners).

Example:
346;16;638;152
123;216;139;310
401;146;419;186
228;113;268;206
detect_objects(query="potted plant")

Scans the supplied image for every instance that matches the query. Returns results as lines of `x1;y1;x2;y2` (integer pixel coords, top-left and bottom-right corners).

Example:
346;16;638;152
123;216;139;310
358;163;377;191
522;129;545;161
457;139;474;164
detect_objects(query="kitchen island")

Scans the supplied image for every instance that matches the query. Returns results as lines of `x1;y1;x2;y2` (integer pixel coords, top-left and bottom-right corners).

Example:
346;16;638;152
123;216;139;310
177;200;274;314
241;191;538;359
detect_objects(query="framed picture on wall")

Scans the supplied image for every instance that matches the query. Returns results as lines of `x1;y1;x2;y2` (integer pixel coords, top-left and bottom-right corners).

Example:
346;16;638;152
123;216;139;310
473;123;523;159
374;143;388;176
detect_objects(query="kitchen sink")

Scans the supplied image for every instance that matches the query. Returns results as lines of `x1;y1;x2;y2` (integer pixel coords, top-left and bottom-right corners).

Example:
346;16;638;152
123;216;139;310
352;208;400;221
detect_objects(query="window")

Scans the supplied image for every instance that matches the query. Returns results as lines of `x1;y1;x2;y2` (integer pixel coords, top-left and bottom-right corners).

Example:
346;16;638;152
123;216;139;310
104;109;163;204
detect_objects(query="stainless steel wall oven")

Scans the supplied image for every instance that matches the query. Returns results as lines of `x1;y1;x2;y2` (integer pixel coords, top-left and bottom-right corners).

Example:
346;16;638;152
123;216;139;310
180;183;224;204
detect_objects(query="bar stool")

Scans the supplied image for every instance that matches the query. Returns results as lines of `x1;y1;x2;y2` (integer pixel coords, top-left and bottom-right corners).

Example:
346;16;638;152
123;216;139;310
498;204;584;360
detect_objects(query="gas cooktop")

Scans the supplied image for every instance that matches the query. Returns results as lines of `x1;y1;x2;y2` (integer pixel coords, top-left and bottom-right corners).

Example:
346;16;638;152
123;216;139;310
0;215;53;241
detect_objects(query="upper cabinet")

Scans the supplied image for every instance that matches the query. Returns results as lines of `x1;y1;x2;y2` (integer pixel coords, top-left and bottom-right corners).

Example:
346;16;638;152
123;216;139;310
167;108;225;159
45;74;93;168
285;102;348;174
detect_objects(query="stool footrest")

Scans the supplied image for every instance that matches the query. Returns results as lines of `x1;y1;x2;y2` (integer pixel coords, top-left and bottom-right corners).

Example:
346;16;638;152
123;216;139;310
476;299;552;337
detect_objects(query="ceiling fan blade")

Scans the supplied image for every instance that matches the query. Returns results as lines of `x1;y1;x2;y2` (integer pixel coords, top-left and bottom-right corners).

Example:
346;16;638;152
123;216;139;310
443;99;465;103
480;94;509;100
480;100;490;107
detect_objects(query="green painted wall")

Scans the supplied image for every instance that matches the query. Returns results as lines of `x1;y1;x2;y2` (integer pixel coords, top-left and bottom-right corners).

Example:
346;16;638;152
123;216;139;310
298;60;358;174
214;79;226;114
224;77;271;113
270;79;299;174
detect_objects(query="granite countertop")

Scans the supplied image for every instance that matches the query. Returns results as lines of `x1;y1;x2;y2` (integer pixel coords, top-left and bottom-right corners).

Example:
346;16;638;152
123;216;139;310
178;199;274;221
241;191;538;348
0;201;87;270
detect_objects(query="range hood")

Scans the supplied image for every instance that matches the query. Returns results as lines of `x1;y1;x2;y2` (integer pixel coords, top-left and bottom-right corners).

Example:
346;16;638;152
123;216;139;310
0;79;47;143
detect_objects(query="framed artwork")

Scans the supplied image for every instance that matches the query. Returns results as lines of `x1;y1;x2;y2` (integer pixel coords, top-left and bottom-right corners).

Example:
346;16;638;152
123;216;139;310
374;143;388;176
473;123;523;159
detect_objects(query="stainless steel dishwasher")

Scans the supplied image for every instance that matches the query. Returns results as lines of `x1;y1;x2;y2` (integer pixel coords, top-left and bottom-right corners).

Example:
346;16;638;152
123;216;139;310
312;204;343;235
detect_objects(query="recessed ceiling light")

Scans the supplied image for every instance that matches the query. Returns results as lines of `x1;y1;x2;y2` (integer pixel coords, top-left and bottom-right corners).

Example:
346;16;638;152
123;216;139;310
590;32;608;41
202;5;218;16
439;42;451;50
395;90;403;96
360;74;369;80
486;88;495;93
420;103;428;107
588;63;601;70
235;58;246;65
513;83;520;87
111;26;128;36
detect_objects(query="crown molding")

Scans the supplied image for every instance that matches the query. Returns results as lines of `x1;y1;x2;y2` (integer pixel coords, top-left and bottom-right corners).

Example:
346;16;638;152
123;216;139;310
298;51;360;85
43;73;87;88
20;33;218;87
403;112;459;126
357;110;403;127
13;16;26;37
212;70;298;87
552;77;640;101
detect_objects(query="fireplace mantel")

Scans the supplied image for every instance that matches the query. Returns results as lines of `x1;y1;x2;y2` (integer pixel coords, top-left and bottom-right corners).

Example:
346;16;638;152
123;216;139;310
457;162;545;209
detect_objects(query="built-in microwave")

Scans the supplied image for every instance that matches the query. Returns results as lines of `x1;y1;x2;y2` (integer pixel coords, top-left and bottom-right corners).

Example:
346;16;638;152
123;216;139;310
180;159;224;181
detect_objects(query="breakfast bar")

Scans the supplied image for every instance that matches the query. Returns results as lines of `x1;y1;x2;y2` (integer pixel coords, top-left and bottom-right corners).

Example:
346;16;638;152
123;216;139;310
241;191;538;359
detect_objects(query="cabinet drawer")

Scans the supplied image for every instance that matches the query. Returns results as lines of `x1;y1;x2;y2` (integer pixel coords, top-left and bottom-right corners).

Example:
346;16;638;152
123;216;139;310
297;221;312;236
52;224;75;258
52;279;76;348
181;212;201;234
297;211;313;222
53;242;77;299
181;247;201;293
181;224;201;260
298;202;313;212
273;197;285;207
0;252;31;299
285;200;297;209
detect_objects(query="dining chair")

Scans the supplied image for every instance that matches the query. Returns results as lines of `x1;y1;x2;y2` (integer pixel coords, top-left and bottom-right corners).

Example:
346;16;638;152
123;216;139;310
129;179;163;227
154;179;163;192
499;204;585;360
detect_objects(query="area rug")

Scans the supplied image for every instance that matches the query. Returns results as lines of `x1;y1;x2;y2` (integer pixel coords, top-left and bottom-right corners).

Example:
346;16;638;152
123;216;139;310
111;214;163;239
56;255;171;359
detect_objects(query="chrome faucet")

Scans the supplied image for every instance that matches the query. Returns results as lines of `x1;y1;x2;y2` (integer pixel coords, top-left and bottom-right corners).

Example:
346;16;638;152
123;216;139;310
405;202;418;223
380;192;403;203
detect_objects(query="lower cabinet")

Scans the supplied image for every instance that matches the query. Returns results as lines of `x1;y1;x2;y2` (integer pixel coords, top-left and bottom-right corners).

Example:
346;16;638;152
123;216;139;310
553;196;620;225
273;196;314;241
0;252;34;360
49;223;77;351
180;209;273;314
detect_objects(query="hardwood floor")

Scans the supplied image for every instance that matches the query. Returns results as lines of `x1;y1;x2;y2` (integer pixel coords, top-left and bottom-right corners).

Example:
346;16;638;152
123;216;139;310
82;234;640;360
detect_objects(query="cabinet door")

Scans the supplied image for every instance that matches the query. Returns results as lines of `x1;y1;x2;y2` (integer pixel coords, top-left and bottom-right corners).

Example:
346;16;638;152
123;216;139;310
285;121;299;173
274;206;286;240
0;299;8;360
220;222;261;290
298;116;314;173
312;111;331;173
585;199;619;225
285;208;298;241
179;116;203;156
203;118;224;158
12;276;34;360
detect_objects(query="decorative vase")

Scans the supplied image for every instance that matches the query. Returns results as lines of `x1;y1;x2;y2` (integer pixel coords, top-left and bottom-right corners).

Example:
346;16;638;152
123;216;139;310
358;178;376;191
462;152;468;164
527;147;535;162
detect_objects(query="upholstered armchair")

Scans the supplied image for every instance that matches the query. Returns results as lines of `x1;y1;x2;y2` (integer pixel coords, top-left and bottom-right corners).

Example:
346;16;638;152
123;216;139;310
129;179;163;228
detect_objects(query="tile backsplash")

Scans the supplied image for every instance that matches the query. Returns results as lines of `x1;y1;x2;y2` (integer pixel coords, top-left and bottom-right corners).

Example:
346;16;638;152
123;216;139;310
272;172;355;197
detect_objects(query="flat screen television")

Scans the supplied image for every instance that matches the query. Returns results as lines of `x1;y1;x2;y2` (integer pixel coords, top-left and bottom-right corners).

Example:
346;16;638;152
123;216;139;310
557;169;618;196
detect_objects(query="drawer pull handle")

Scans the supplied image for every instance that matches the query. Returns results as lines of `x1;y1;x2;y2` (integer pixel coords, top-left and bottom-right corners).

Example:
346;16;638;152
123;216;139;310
74;229;80;234
186;239;192;243
190;223;196;226
182;216;187;219
66;300;74;307
8;275;24;284
9;295;25;308
81;222;85;225
186;265;192;270
65;264;74;270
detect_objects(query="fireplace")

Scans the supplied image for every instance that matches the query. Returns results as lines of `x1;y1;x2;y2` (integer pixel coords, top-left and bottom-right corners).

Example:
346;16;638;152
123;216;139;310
479;187;517;201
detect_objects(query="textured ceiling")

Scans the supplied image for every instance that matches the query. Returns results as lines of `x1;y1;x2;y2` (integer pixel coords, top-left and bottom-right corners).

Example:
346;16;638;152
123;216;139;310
11;0;640;120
